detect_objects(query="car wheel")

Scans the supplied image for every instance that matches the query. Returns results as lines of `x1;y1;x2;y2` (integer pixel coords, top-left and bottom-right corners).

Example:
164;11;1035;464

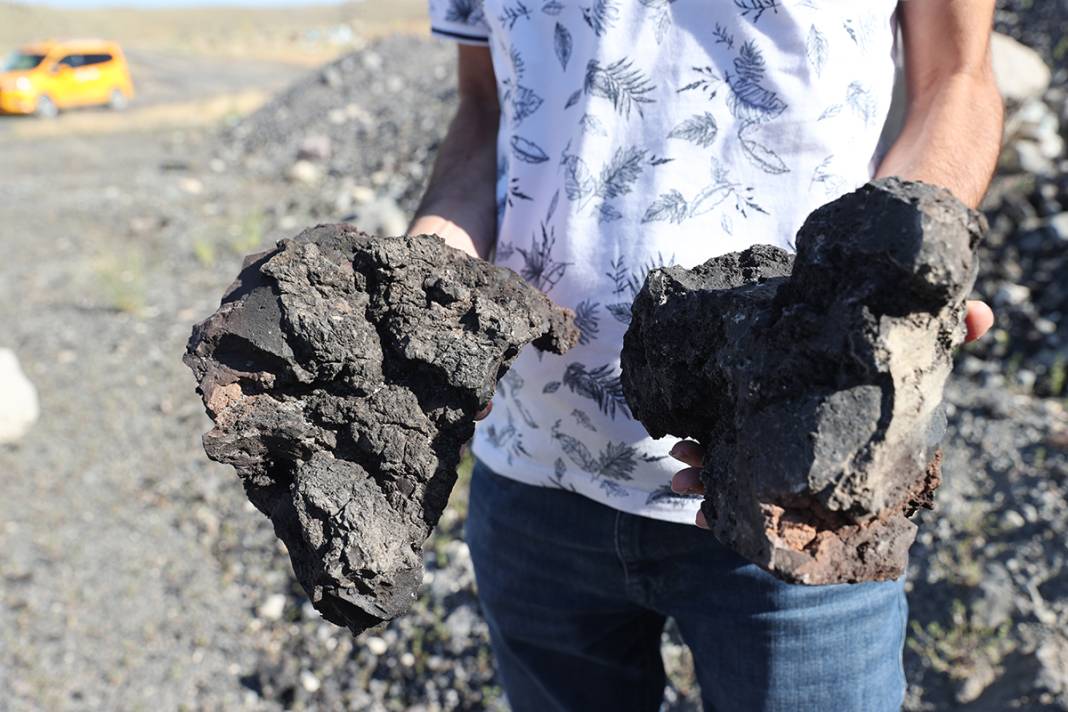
35;94;58;119
108;89;128;111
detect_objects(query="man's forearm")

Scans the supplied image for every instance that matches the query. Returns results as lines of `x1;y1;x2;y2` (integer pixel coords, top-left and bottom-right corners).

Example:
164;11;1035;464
876;71;1003;209
409;98;499;259
875;0;1003;209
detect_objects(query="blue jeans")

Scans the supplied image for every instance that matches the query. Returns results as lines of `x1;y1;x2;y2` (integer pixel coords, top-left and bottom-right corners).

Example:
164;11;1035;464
465;460;907;712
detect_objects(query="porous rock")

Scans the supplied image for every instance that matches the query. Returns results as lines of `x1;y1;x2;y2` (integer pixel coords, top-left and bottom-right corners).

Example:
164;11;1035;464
621;179;984;584
185;225;578;632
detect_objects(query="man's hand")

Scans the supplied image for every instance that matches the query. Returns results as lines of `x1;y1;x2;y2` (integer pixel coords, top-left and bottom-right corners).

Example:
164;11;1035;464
669;299;994;529
965;299;994;342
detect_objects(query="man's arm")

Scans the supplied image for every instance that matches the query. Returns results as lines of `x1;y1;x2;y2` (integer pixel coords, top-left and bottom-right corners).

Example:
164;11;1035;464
876;0;1003;209
876;0;1002;341
408;46;499;259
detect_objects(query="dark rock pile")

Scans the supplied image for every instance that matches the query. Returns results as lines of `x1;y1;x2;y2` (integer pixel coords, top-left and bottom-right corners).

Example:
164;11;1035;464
184;225;577;633
622;179;983;584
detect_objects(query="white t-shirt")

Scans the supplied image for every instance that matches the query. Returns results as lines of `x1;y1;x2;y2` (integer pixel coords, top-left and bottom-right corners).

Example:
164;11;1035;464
428;0;900;523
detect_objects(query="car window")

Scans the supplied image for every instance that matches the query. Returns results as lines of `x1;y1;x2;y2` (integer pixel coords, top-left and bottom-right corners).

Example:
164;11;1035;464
56;55;84;68
82;54;113;66
2;52;46;71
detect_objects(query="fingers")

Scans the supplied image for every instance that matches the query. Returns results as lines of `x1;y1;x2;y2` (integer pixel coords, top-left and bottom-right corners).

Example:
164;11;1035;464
671;467;704;496
474;402;493;421
669;439;704;468
964;299;994;343
695;509;709;529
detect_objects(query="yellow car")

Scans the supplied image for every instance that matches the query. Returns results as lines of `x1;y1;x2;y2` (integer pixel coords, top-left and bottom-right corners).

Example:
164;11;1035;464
0;39;135;118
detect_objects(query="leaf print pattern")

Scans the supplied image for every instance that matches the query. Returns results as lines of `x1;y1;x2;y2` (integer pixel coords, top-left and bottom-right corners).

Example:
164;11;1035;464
639;0;676;45
846;81;876;125
499;1;532;29
484;407;530;466
806;25;828;77
734;0;778;23
543;381;562;393
574;299;601;344
713;22;735;49
554;23;573;71
585;59;656;119
600;479;629;497
682;41;790;176
541;0;564;15
548;457;577;491
517;222;571;291
596;146;647;199
563;362;630;419
445;0;485;25
818;103;842;121
667;112;719;147
603;253;671;323
579;113;608;136
511;135;550;163
572;409;597;432
564;89;582;109
508;85;544;126
551;420;637;479
810;155;846;197
581;0;618;37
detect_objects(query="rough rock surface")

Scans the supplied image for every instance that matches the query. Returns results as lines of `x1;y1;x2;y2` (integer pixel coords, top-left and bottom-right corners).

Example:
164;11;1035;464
621;179;984;584
185;225;578;632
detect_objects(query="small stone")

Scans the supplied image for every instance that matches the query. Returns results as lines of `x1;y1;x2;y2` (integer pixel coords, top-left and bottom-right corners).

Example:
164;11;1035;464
1002;510;1026;529
178;177;204;195
990;32;1052;103
400;652;415;667
350;185;375;205
1016;369;1037;390
995;283;1031;306
297;134;332;162
366;636;388;656
287;160;322;185
0;349;39;444
258;594;286;621
320;66;342;88
353;197;408;237
300;670;321;693
1048;212;1068;240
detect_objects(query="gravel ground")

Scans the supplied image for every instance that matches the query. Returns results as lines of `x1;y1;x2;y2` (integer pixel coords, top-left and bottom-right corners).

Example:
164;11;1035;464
1;20;1067;712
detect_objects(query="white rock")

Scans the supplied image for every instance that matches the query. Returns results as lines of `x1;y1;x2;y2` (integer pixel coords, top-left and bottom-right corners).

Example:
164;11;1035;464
178;177;204;195
991;32;1051;104
365;635;388;656
258;593;286;621
1049;212;1068;240
995;282;1031;307
300;670;322;693
287;160;322;185
0;349;39;444
1036;634;1068;696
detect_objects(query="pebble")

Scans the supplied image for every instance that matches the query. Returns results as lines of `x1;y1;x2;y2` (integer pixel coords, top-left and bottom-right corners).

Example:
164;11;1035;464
0;349;40;444
287;160;322;185
1002;509;1026;529
995;282;1031;306
300;670;322;693
365;636;388;656
258;594;286;621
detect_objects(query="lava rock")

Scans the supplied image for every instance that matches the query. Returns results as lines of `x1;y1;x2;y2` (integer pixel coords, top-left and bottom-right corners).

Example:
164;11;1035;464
185;225;578;632
621;179;984;584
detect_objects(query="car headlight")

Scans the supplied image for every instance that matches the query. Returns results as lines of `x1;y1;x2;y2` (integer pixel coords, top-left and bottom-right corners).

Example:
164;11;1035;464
15;77;32;91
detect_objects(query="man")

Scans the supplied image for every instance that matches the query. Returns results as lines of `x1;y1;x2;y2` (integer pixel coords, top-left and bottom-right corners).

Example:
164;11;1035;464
410;1;1001;709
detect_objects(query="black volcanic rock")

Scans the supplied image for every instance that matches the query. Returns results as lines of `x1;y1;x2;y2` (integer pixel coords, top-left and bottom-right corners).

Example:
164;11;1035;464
184;225;578;633
621;179;984;584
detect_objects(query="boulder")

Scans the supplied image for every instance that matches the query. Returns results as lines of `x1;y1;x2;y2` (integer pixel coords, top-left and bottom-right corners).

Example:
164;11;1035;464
621;179;983;584
185;226;578;632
